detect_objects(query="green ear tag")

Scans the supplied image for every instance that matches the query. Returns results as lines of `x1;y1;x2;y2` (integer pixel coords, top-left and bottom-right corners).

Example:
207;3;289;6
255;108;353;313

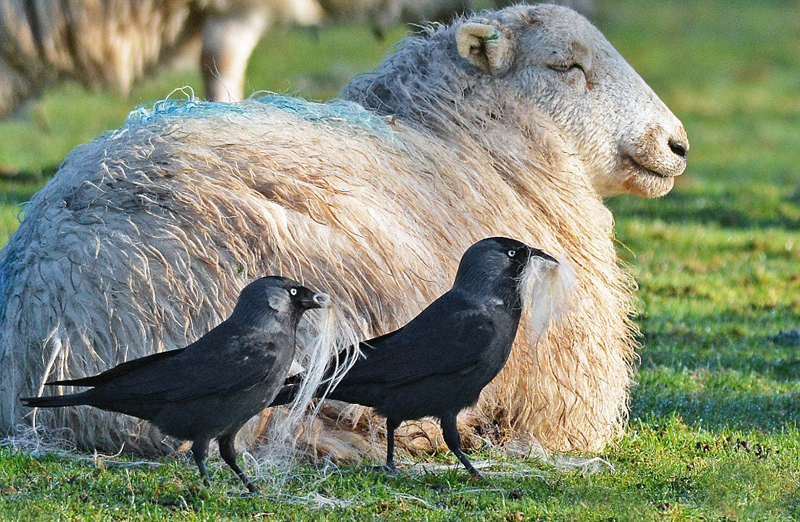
483;28;500;43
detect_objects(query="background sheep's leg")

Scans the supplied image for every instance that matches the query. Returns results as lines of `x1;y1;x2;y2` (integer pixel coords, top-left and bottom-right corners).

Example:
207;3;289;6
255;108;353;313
201;6;270;102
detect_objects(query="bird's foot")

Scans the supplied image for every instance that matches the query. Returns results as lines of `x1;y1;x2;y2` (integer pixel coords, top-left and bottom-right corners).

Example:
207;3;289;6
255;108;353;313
228;482;259;497
468;469;488;483
365;464;400;476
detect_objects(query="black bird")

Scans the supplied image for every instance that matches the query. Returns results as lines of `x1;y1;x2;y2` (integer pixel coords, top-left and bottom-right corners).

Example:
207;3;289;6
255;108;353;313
21;276;330;492
271;237;560;480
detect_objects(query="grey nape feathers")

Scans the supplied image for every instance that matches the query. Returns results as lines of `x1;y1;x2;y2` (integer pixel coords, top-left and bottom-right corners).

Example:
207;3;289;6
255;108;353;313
22;276;330;492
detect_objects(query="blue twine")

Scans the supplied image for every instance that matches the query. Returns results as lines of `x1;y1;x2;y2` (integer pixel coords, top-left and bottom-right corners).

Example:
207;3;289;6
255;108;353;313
127;93;395;138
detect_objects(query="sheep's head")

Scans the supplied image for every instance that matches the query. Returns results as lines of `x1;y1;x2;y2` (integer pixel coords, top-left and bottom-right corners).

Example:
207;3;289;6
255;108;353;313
456;5;689;198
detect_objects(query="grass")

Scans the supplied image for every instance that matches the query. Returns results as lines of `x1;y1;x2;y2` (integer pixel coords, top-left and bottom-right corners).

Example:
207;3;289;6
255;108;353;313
1;0;799;520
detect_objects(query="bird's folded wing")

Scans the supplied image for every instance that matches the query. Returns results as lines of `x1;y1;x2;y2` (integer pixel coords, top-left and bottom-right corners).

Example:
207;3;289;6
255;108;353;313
83;325;287;405
344;294;496;387
46;348;186;387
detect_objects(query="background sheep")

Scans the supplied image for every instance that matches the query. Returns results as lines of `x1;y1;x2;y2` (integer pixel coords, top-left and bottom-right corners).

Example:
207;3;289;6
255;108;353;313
0;1;596;118
0;0;324;117
0;4;688;458
0;0;482;118
317;0;469;39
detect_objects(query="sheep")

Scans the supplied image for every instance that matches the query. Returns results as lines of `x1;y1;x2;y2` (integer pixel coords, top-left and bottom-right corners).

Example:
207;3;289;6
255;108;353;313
492;0;594;18
0;0;323;116
0;4;688;458
0;0;477;118
317;0;471;40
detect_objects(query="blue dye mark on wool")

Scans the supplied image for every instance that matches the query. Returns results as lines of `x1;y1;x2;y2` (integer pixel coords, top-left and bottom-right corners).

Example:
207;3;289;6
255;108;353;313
254;95;394;136
126;98;248;123
127;94;397;140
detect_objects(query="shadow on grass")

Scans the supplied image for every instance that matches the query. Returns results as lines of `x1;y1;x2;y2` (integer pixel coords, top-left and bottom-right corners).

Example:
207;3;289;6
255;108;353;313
0;164;58;180
632;302;800;432
608;188;800;231
636;302;800;373
639;329;800;381
631;385;799;432
0;186;43;207
0;166;56;206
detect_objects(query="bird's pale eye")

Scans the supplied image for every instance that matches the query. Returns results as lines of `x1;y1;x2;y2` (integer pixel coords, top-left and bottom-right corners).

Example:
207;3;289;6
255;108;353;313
289;288;298;296
507;249;517;258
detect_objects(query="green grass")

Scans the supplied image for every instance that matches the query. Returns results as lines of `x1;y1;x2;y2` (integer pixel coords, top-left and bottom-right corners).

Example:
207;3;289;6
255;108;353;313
1;1;799;520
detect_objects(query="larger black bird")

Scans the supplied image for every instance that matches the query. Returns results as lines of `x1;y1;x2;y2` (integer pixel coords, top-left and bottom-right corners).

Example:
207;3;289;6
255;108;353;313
22;276;330;492
271;237;560;480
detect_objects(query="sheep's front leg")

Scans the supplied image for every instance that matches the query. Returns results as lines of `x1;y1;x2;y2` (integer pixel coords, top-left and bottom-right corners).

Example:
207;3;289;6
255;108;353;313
201;6;269;102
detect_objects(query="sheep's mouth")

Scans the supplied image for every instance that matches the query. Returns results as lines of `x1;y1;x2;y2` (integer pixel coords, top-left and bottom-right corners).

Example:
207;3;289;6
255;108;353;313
622;155;673;179
621;155;676;198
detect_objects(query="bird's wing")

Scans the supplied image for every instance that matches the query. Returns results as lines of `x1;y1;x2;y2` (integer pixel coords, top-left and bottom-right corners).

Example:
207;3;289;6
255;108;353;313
46;349;186;387
340;291;496;388
84;323;291;405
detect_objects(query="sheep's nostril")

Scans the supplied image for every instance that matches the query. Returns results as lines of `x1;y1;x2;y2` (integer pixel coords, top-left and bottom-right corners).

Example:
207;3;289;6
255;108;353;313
669;138;688;159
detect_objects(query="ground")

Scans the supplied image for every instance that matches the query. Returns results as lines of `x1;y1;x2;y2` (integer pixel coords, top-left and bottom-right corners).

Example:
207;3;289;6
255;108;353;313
0;1;798;520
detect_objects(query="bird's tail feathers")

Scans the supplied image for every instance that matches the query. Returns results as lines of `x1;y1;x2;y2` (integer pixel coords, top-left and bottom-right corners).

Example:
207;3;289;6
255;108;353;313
20;394;86;409
46;376;95;387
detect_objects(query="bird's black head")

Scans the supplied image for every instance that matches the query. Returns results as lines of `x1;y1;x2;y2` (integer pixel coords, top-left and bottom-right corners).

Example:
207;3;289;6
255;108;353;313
452;237;558;306
229;276;331;328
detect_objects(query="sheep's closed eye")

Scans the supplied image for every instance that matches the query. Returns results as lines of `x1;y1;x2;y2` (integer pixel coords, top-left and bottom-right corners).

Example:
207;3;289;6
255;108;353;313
547;61;585;74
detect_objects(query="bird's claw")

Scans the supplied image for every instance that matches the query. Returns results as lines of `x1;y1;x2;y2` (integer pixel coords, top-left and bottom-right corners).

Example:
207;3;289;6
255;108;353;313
366;464;400;476
469;470;488;483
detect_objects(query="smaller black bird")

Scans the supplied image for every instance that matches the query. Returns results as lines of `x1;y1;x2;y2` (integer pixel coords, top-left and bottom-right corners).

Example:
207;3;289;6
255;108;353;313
271;237;560;480
21;276;330;492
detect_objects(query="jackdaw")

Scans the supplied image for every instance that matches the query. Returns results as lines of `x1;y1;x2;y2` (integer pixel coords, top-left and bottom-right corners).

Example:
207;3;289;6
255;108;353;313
22;276;330;492
271;237;562;480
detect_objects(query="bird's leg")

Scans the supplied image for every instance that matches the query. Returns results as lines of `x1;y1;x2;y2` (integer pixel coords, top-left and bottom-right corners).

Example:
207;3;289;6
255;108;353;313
191;439;212;487
218;433;257;493
441;412;486;482
367;418;400;475
384;417;400;472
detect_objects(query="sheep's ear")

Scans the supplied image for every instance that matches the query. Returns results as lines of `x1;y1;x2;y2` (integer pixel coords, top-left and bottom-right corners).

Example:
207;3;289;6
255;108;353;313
456;22;513;74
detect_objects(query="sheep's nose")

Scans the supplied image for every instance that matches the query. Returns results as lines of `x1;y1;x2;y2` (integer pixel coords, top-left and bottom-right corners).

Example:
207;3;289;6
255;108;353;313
668;137;688;159
667;125;689;160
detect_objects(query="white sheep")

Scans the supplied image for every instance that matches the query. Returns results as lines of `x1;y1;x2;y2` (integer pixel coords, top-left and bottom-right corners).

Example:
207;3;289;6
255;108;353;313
0;4;688;458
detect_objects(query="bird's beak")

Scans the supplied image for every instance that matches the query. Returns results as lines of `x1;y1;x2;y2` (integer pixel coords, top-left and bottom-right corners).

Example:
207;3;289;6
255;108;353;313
303;291;331;309
529;248;559;265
